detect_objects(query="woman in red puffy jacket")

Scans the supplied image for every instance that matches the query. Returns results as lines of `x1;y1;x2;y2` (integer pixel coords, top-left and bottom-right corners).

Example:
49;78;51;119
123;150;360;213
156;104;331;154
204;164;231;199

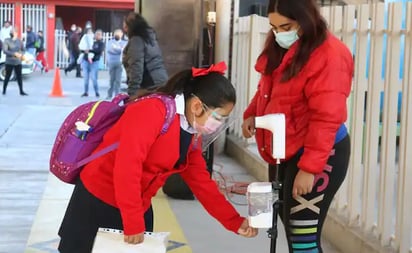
242;0;353;252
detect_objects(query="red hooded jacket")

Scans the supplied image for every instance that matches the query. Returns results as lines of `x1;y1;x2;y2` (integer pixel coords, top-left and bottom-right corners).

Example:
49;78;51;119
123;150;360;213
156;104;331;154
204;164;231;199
243;34;353;174
81;97;244;235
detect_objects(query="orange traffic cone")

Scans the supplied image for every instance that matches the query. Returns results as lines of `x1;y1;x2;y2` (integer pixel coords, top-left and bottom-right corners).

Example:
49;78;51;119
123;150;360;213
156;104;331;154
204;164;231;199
49;68;64;97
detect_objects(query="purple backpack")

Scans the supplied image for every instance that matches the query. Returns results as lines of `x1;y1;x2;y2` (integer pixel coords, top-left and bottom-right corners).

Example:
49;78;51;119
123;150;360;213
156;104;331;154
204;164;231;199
50;93;176;184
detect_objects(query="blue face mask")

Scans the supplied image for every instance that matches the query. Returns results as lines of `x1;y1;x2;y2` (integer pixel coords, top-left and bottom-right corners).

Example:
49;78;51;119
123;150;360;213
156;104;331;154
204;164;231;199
273;30;299;49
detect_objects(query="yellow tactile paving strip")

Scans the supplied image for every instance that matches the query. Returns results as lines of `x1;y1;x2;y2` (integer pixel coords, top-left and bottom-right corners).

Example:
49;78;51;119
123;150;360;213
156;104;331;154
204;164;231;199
24;175;191;253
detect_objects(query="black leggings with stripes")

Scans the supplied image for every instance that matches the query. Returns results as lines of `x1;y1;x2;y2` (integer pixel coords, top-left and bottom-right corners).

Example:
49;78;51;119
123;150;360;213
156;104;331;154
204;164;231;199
269;135;350;253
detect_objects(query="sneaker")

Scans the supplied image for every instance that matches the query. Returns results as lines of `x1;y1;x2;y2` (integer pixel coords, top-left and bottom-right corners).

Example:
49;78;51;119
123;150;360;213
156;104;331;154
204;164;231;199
20;92;28;96
81;93;88;97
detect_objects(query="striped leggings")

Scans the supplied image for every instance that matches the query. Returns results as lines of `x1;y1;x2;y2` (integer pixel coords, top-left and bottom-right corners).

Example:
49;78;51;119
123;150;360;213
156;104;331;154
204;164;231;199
270;135;350;253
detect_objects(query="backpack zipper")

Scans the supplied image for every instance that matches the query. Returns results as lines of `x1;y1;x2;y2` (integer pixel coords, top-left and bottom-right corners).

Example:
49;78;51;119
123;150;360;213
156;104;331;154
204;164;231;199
85;101;102;125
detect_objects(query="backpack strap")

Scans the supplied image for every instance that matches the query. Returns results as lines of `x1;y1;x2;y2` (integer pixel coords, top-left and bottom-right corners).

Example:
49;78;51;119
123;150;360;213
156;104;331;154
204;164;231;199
146;94;176;134
75;94;176;169
76;143;119;168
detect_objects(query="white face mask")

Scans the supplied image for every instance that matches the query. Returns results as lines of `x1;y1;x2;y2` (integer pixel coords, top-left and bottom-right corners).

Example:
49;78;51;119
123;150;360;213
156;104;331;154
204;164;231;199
273;30;299;49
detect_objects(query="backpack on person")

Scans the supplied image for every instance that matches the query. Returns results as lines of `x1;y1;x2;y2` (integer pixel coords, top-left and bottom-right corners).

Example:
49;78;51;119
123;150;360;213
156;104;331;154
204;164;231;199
49;93;176;184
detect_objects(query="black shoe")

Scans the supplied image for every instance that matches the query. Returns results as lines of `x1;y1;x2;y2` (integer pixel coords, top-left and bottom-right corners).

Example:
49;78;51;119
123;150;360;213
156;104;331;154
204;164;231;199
64;69;68;76
81;93;88;97
96;93;100;98
76;75;83;78
20;92;28;96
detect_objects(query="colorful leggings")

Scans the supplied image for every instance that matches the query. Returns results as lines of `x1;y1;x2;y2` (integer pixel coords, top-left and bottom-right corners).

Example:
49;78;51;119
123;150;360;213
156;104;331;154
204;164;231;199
270;135;350;253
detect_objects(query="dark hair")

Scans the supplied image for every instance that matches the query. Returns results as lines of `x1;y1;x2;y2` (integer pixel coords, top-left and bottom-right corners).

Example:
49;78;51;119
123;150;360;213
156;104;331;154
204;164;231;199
156;70;236;108
261;0;327;81
124;12;153;44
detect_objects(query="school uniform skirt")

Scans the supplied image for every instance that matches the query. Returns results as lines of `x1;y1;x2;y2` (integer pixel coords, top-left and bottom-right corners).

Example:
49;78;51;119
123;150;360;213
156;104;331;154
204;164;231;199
58;179;153;253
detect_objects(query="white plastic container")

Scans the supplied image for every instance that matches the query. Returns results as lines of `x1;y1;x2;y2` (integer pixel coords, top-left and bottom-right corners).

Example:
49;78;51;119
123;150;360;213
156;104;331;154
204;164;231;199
247;182;277;228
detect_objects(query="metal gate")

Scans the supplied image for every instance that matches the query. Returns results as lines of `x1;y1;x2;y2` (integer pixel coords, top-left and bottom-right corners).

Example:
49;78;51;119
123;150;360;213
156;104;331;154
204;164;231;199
21;4;46;43
0;3;14;25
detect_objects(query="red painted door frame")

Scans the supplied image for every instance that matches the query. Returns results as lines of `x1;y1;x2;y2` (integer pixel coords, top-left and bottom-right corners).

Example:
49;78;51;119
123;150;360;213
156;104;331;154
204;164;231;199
46;4;55;69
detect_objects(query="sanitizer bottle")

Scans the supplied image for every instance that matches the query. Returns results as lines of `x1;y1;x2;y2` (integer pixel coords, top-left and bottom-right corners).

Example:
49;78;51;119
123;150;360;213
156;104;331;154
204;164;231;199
247;182;277;228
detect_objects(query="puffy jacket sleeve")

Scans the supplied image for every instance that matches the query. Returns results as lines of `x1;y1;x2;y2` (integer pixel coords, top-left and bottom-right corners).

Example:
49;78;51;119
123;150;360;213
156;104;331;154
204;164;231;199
244;55;267;120
298;56;353;174
113;99;165;235
243;90;259;120
179;145;244;233
126;36;145;96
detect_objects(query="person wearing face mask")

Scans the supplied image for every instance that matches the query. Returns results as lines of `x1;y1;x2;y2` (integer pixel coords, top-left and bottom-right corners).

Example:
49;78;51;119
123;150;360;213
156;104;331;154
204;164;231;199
242;0;353;252
57;62;258;252
106;29;127;99
64;26;82;78
2;27;28;96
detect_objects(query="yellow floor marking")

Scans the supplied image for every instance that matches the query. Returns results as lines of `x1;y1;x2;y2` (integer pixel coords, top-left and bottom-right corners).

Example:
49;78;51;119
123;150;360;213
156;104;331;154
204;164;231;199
152;190;192;253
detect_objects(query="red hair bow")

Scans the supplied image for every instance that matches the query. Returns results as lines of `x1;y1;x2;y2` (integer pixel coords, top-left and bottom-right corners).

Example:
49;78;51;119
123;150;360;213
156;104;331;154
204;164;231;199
192;61;227;77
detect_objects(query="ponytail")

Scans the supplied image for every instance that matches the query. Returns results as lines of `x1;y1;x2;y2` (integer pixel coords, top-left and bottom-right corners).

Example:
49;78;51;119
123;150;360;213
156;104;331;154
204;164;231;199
156;70;193;97
131;62;236;109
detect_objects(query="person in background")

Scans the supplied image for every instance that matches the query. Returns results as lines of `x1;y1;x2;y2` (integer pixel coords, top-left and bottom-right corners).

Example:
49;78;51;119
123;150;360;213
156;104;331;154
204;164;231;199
0;21;13;59
78;28;95;64
106;29;127;99
64;26;82;77
24;25;43;71
123;12;168;97
66;24;76;50
80;29;105;97
35;30;48;73
57;62;258;252
242;0;353;252
0;20;12;42
2;27;28;96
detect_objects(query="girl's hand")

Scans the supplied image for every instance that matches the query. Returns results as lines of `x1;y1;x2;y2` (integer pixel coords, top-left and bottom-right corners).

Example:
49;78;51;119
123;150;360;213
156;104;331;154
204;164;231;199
237;218;258;238
124;233;144;244
292;170;315;198
242;117;256;138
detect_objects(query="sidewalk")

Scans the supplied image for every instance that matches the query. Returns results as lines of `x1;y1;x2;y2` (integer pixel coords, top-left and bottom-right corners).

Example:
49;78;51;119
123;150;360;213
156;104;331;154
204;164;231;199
0;70;340;253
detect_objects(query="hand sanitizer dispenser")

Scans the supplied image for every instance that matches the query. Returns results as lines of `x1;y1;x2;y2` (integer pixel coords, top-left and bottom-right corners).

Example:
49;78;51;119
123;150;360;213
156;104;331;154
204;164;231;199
247;182;278;228
246;114;286;229
254;114;286;162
